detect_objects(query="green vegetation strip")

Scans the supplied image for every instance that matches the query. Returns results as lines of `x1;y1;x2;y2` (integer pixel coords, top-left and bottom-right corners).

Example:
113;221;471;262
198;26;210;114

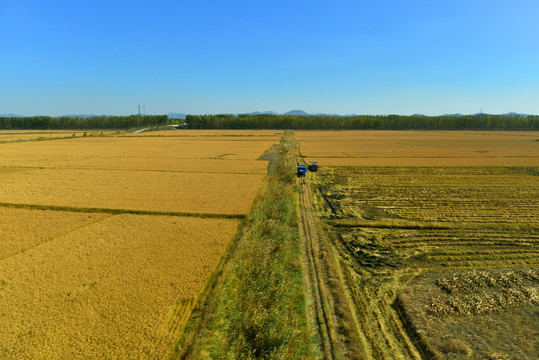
175;131;311;358
186;113;539;130
0;115;168;130
0;202;246;220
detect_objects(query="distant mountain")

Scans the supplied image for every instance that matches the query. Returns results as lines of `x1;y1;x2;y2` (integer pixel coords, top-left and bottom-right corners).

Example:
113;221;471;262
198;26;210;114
0;113;25;117
412;113;426;117
442;113;464;117
504;112;528;117
246;111;279;115
313;113;342;116
64;114;101;118
167;112;186;119
283;110;309;116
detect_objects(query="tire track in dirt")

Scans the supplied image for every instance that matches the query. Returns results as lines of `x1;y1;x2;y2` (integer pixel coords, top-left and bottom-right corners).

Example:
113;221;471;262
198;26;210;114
299;172;425;359
298;181;365;359
299;181;336;359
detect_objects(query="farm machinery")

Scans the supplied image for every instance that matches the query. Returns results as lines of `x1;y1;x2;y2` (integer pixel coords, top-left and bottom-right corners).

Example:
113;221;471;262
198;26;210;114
297;161;318;183
297;164;308;178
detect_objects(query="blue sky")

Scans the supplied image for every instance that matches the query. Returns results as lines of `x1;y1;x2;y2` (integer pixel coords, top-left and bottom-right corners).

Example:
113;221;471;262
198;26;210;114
1;0;538;116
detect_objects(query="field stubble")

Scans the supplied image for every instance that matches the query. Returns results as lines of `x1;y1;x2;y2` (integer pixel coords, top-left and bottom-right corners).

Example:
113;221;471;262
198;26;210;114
311;166;538;359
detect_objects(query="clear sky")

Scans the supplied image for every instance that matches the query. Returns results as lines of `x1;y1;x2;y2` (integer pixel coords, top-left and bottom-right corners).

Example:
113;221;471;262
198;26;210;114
1;0;538;116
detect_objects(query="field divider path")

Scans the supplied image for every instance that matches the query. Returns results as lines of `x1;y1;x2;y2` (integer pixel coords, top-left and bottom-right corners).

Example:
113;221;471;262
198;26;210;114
0;202;246;219
0;213;114;263
299;181;336;359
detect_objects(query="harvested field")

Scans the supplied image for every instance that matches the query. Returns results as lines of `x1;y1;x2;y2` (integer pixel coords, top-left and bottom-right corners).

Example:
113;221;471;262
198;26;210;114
310;166;539;359
297;130;539;167
0;213;238;359
400;269;538;359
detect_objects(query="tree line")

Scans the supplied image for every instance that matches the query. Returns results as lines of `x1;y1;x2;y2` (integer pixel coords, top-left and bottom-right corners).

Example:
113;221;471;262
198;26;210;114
0;115;168;130
1;113;537;130
185;113;539;130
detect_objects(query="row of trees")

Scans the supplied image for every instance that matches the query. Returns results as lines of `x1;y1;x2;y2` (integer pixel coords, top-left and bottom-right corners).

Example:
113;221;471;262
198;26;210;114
0;115;169;130
2;113;537;130
185;114;539;130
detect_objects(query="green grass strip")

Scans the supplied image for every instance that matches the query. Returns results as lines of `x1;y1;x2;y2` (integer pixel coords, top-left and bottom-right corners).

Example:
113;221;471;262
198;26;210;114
175;130;312;359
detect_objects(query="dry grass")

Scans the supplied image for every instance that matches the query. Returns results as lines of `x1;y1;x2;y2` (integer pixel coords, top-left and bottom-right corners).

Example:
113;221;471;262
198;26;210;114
296;130;539;166
0;214;238;359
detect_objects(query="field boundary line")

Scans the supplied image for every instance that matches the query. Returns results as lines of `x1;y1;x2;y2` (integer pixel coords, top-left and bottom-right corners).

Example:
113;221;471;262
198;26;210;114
0;165;265;176
0;202;246;219
0;213;113;264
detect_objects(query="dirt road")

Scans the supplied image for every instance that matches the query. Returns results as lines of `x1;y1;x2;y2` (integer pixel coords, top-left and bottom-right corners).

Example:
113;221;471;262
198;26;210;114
298;178;424;359
298;181;366;359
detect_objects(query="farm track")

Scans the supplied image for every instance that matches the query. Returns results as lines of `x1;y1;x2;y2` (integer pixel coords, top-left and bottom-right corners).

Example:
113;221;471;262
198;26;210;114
298;181;338;359
299;181;368;359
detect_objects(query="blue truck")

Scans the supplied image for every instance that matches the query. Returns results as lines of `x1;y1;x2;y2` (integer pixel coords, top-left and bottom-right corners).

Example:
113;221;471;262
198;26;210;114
297;164;308;178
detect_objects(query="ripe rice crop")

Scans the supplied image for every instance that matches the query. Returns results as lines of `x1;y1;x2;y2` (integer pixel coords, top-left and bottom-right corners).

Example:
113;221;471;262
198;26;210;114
0;130;118;142
0;214;238;359
0;168;263;215
296;130;539;167
129;129;283;138
0;208;106;260
0;130;278;357
0;135;276;168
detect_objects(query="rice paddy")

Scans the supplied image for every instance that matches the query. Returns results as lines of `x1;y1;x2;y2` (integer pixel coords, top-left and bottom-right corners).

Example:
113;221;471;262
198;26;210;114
296;130;539;167
0;129;280;358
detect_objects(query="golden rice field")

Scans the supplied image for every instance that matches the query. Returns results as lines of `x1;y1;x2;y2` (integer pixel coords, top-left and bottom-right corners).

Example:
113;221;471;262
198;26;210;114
0;129;279;358
297;130;539;166
0;211;238;359
128;129;282;138
0;168;261;215
0;130;119;142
